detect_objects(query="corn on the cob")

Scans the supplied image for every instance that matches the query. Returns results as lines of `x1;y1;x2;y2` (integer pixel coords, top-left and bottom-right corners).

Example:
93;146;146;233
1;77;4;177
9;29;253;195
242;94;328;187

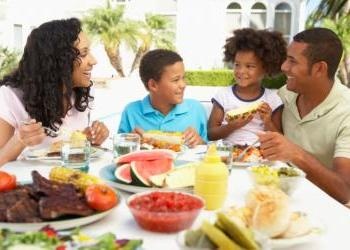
49;166;102;191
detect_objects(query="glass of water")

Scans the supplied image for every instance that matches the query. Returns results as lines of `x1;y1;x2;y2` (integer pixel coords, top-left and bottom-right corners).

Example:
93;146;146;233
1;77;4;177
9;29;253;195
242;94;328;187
61;139;90;172
113;133;141;158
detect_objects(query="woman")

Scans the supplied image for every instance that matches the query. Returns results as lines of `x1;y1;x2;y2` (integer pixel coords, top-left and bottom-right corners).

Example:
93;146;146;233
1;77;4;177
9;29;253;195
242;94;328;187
0;18;109;166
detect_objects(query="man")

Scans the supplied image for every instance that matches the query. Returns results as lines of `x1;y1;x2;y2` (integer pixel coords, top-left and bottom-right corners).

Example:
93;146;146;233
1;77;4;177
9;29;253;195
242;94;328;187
259;28;350;204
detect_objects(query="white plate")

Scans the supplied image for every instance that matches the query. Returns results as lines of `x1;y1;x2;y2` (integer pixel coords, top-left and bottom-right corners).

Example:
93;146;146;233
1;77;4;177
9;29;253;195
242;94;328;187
100;162;193;193
23;147;104;161
269;227;324;249
0;206;116;232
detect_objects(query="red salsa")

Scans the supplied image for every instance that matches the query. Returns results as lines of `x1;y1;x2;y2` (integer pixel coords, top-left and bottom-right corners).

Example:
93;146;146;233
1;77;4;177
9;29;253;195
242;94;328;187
128;191;204;233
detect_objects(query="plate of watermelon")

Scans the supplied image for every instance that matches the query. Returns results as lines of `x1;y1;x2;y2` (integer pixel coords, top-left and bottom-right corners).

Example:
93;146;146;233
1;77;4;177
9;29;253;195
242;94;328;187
99;149;197;193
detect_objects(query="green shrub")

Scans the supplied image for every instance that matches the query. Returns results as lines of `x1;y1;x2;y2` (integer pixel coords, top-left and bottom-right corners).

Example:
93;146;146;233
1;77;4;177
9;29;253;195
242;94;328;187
185;70;233;86
185;69;286;89
0;46;19;79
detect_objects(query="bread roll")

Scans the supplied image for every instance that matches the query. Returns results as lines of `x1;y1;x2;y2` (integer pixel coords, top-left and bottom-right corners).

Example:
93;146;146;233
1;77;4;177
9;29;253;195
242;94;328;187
246;185;291;238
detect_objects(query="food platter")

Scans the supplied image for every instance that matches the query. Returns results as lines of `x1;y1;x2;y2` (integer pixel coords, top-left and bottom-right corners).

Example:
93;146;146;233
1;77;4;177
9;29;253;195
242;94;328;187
100;162;193;193
268;227;324;249
176;214;324;250
0;206;116;232
23;147;104;161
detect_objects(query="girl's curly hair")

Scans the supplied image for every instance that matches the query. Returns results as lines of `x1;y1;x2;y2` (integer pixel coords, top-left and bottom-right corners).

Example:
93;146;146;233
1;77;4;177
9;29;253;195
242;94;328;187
223;28;287;76
0;18;93;133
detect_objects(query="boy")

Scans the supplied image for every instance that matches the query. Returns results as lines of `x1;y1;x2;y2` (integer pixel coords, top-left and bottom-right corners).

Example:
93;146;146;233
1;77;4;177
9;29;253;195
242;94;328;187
118;49;207;147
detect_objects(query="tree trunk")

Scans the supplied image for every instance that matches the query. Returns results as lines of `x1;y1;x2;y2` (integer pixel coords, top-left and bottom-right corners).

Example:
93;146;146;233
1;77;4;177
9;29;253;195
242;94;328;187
104;46;125;78
129;46;148;76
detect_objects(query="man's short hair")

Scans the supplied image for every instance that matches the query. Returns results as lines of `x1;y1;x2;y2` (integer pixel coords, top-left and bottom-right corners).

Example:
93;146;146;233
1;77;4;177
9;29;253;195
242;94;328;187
139;49;183;90
293;28;343;80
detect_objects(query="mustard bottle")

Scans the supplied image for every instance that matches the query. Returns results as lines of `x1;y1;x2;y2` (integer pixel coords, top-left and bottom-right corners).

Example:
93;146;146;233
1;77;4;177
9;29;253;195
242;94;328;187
194;144;229;210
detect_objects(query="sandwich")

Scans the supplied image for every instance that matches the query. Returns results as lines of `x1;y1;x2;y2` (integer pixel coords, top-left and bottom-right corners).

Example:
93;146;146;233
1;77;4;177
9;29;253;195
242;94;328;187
225;101;263;121
141;130;183;152
48;130;87;156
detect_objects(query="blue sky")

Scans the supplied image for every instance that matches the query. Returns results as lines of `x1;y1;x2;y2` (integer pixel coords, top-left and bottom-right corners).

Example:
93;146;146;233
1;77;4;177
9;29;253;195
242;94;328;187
306;0;321;16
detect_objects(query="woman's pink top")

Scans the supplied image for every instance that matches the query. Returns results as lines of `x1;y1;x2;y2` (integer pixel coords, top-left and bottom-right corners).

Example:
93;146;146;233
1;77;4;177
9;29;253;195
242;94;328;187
0;85;91;149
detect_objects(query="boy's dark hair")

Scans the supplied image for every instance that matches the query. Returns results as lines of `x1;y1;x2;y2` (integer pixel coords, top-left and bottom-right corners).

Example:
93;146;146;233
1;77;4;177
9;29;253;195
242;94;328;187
223;28;287;76
293;27;343;80
139;49;183;89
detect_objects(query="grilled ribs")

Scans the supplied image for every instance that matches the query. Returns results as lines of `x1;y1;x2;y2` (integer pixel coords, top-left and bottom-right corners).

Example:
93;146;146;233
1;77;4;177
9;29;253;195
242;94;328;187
0;171;95;222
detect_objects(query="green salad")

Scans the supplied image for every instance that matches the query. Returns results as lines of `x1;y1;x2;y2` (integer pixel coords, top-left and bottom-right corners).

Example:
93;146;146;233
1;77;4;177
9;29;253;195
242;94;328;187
0;227;142;250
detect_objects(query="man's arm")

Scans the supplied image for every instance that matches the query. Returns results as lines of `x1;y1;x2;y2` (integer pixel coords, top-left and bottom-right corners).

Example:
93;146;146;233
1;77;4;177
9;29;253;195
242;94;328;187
258;131;350;204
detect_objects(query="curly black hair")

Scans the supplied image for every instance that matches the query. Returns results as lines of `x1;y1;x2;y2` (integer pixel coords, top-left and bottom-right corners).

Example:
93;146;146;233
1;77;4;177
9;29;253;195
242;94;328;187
223;28;287;76
0;18;93;133
139;49;183;90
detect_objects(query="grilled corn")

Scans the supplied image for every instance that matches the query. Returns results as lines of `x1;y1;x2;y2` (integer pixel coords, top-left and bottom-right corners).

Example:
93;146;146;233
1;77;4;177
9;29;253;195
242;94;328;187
49;166;102;191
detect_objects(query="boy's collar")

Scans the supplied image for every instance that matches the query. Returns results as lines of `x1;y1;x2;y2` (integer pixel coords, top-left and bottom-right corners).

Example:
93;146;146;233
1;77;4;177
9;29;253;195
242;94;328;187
141;95;188;115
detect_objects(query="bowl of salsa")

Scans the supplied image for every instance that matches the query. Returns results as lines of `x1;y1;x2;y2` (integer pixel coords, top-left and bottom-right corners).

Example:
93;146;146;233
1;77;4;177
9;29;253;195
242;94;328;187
127;191;204;233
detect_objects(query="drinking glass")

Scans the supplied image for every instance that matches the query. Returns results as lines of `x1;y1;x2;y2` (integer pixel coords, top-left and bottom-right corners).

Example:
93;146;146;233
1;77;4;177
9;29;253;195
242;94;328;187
216;140;233;168
113;133;141;158
61;138;90;172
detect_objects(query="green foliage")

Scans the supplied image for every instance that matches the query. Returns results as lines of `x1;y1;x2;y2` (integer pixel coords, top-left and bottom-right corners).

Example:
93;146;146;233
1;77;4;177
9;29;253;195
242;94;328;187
185;70;233;86
185;70;286;89
0;46;19;79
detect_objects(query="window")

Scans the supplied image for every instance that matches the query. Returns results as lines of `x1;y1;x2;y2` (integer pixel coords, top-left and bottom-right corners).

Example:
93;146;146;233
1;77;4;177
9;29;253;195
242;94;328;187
226;2;241;35
274;3;292;42
250;2;266;29
14;24;23;50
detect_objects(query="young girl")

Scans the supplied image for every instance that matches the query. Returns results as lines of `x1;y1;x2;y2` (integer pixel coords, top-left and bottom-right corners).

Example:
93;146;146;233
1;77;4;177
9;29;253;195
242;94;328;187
208;28;287;145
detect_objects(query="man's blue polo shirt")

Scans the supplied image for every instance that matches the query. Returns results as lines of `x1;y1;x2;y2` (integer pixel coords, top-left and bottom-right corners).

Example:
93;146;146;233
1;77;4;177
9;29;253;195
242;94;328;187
118;95;208;142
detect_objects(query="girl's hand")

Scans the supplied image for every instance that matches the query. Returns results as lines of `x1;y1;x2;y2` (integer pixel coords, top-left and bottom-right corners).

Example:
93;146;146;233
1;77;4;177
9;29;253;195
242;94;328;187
183;127;204;148
18;119;46;146
226;114;254;130
84;121;109;146
258;102;273;125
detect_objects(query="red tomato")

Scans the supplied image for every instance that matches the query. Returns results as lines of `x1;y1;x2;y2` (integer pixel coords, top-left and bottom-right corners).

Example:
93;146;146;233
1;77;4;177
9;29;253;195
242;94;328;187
0;171;16;192
85;184;118;211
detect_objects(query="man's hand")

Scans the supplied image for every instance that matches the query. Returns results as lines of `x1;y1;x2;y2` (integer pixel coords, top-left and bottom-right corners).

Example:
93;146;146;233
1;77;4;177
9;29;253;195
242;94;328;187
258;131;301;162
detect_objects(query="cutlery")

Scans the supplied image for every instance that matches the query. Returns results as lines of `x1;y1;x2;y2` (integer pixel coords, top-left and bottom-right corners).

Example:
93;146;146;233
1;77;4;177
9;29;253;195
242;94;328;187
234;139;260;162
21;121;61;137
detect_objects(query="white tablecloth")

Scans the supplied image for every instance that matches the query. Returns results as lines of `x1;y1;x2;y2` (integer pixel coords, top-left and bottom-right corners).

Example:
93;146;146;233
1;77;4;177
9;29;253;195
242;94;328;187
2;149;350;250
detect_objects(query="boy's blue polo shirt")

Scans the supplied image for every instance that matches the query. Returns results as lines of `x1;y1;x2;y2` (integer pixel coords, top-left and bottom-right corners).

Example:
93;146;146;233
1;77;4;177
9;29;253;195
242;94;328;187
118;95;208;142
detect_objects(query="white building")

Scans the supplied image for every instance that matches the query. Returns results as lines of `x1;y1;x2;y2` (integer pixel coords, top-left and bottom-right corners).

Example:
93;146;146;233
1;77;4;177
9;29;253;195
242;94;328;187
0;0;307;76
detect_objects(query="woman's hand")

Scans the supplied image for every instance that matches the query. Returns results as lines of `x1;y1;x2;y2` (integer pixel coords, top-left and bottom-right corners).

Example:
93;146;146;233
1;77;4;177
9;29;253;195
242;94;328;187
84;121;109;146
18;119;46;147
183;127;204;148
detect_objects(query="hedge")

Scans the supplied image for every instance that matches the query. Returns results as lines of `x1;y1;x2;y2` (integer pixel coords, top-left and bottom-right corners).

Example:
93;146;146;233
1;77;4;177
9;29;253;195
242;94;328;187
185;69;286;89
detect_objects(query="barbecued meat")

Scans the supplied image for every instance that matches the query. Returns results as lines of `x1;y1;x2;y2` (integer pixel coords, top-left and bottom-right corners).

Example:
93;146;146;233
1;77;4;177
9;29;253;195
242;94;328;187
0;171;97;223
39;196;94;219
6;197;42;223
0;187;41;222
32;170;79;198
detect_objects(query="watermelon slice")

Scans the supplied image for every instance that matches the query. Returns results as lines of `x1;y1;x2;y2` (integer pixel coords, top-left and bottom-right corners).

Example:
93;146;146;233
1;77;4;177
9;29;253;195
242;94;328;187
114;164;132;184
115;149;175;164
130;158;173;187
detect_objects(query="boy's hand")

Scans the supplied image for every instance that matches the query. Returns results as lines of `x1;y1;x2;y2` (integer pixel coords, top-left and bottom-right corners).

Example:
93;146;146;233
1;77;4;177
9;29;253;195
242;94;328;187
183;127;204;148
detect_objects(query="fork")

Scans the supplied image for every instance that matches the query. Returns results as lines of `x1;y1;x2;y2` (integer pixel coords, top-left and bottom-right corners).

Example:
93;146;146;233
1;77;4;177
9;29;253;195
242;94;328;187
234;139;260;162
21;120;61;137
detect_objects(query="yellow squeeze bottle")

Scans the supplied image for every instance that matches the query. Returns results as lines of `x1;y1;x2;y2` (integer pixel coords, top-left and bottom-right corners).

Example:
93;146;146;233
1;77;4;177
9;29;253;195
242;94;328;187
194;144;229;210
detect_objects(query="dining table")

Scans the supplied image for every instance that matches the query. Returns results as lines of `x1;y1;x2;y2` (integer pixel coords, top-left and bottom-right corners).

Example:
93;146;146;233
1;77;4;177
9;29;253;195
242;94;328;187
2;147;350;250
